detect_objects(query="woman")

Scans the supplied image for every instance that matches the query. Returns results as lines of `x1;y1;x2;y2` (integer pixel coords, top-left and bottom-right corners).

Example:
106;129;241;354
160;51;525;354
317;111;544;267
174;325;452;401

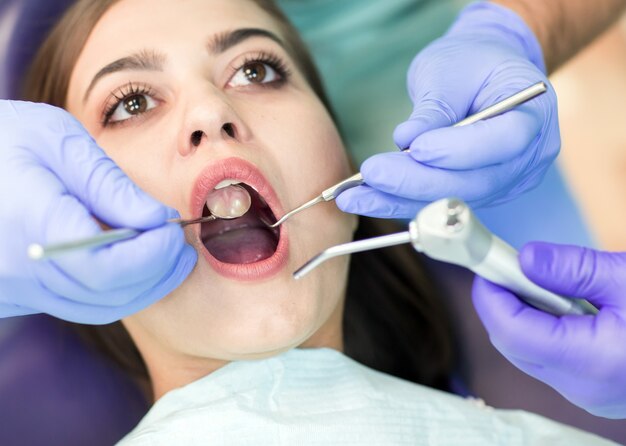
22;0;612;444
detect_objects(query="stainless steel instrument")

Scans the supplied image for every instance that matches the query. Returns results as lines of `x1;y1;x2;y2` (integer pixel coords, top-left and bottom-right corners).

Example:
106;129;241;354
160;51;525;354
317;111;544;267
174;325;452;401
294;197;597;317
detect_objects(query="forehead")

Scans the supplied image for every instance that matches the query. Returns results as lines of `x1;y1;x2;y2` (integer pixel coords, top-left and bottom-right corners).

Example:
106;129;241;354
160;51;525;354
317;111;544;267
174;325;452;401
69;0;280;94
92;0;277;44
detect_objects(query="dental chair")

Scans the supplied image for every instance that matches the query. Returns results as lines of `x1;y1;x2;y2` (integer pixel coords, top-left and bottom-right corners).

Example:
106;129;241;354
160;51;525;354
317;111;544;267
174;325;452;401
0;315;147;445
1;1;147;444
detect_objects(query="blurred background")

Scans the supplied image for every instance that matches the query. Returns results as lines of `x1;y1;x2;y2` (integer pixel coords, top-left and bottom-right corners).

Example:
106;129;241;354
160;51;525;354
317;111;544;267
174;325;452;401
553;15;626;252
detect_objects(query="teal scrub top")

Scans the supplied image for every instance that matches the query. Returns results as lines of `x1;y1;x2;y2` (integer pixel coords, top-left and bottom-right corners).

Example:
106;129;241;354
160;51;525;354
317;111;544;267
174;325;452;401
278;0;594;248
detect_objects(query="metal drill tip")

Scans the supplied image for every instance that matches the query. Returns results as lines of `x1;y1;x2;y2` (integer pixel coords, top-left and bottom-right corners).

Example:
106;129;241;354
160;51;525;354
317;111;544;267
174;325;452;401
293;252;327;280
293;231;412;279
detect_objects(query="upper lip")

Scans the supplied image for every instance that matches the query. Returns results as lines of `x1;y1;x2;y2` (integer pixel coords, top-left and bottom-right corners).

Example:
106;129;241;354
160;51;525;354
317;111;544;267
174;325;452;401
190;157;283;233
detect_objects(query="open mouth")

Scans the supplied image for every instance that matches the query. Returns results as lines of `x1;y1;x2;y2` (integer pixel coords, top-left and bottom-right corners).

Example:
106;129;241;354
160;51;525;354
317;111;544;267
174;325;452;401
200;183;280;264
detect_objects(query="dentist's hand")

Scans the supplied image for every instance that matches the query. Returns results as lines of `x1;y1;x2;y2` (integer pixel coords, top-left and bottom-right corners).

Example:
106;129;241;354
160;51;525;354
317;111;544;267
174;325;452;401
0;101;197;324
337;2;559;218
473;242;626;419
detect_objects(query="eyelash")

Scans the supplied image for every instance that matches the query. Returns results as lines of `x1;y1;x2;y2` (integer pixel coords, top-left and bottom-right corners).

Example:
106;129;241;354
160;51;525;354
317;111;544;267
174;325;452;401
102;82;156;127
100;51;291;128
228;51;291;87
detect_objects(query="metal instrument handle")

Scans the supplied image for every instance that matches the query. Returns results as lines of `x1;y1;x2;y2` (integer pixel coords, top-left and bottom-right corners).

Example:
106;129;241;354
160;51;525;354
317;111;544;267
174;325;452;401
321;173;364;201
28;228;140;260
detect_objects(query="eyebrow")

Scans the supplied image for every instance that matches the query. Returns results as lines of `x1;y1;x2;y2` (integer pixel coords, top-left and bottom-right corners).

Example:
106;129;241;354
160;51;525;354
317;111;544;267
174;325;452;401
83;49;165;103
208;28;284;55
83;28;285;104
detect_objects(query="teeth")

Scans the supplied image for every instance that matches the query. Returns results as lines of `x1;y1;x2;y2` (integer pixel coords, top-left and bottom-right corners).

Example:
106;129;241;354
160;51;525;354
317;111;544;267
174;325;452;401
214;179;258;193
206;183;252;219
214;179;242;190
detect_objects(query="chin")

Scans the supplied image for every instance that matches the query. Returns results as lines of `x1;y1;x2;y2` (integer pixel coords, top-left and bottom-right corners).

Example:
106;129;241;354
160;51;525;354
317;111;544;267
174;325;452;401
163;262;336;357
198;312;323;361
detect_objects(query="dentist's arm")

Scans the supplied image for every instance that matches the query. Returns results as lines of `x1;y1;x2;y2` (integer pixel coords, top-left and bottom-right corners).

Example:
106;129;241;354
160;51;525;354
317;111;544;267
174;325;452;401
337;0;626;218
0;101;197;324
495;0;626;72
473;242;626;419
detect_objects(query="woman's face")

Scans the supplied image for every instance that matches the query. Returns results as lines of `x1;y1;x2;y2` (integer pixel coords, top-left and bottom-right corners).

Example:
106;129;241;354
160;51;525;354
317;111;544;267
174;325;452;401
66;0;356;372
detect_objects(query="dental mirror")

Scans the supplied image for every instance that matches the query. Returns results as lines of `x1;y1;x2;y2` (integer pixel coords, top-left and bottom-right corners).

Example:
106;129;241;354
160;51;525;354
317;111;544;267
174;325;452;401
175;183;252;227
28;184;253;260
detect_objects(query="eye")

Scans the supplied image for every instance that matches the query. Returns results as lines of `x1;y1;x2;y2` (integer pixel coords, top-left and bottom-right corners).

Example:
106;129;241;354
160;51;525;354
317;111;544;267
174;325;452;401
108;93;157;124
228;61;280;87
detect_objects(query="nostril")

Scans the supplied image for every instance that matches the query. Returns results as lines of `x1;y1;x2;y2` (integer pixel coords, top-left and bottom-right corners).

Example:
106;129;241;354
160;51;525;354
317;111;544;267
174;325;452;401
191;130;204;147
222;123;235;138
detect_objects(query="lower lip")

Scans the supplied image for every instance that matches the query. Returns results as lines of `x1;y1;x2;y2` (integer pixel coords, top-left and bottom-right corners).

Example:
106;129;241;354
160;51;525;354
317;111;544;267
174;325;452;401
199;227;289;281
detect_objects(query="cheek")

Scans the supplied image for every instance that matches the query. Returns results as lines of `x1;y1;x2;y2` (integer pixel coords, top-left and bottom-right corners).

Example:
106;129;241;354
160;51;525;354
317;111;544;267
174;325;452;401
91;128;181;210
258;97;352;194
247;93;357;260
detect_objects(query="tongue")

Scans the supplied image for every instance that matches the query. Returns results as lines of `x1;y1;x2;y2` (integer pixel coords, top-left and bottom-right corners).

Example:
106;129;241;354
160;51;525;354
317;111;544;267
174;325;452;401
203;227;277;264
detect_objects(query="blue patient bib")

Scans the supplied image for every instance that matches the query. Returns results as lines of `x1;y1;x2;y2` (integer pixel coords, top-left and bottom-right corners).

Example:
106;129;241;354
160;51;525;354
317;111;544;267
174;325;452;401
117;348;613;445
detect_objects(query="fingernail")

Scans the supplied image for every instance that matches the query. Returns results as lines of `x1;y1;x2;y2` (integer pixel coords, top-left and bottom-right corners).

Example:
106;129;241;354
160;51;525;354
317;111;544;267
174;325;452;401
520;242;553;271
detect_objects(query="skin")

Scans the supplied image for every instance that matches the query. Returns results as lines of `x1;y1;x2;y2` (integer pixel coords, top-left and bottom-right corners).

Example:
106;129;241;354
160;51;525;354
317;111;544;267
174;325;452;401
493;0;626;73
66;0;357;400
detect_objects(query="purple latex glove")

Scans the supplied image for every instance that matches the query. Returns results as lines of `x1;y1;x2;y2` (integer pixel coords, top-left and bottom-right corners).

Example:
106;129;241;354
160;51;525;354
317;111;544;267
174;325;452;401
473;242;626;419
337;2;559;218
0;101;197;324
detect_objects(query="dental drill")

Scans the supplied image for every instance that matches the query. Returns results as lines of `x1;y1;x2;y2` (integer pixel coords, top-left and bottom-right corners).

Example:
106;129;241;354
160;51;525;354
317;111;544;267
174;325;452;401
294;198;597;317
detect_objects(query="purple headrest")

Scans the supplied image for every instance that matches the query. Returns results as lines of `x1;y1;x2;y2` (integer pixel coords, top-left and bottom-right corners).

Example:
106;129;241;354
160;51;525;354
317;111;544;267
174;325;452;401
0;0;74;99
0;315;148;445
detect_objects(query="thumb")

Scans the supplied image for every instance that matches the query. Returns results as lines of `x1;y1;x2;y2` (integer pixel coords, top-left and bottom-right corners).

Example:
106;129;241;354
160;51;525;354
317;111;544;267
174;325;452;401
393;94;457;149
59;128;171;230
79;154;172;230
520;242;626;308
393;91;464;150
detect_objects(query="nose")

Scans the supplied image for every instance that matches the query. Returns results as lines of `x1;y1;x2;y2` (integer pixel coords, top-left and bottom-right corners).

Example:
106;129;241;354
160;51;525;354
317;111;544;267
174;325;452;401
178;86;250;157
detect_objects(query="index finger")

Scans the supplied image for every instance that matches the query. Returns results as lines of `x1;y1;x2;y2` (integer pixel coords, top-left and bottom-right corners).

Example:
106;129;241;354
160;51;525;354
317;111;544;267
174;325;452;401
472;277;595;368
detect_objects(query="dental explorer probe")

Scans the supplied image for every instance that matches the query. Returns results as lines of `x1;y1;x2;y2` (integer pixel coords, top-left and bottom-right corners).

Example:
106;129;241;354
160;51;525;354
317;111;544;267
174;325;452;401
294;198;597;317
27;184;252;261
268;81;548;229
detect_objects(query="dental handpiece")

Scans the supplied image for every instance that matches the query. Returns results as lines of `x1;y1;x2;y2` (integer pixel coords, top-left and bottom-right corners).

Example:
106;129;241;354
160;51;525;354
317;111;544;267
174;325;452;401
294;198;597;317
269;81;549;228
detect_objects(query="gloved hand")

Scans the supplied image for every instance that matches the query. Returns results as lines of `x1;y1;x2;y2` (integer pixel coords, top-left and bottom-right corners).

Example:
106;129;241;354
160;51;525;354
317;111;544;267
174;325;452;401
473;242;626;419
337;2;559;218
0;101;197;324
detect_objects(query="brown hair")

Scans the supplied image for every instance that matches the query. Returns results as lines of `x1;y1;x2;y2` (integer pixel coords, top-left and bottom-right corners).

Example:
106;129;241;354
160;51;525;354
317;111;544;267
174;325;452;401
24;0;455;398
